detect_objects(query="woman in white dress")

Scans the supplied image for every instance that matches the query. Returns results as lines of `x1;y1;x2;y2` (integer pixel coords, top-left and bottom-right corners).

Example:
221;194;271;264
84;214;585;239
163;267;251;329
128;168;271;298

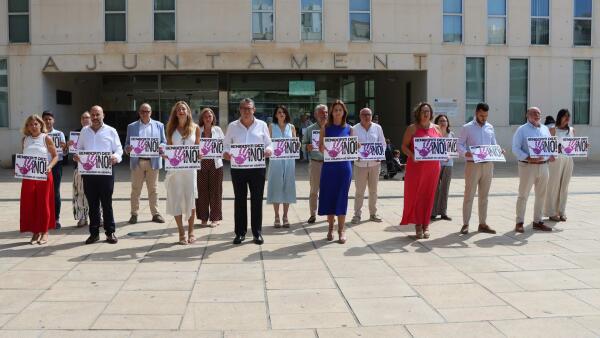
164;101;200;244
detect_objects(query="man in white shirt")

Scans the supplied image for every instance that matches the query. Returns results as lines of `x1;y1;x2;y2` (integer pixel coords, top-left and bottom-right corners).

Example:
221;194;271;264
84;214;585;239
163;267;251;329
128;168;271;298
125;103;167;225
351;108;385;224
42;110;67;230
457;103;499;235
223;98;273;245
75;105;123;245
512;107;554;233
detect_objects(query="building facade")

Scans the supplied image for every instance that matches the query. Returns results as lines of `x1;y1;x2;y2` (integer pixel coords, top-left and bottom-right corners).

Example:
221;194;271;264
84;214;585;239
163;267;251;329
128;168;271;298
0;0;598;165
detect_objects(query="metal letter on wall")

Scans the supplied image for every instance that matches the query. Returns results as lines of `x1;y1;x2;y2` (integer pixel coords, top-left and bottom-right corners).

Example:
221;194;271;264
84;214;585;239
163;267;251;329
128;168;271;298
42;57;60;72
291;55;308;69
164;55;179;69
374;54;388;69
86;55;97;71
122;54;138;70
207;53;221;69
333;53;348;69
248;55;264;69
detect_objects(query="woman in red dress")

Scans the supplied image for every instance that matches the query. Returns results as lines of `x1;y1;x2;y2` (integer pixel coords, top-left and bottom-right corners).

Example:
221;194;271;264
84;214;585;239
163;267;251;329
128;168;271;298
20;114;59;245
400;103;442;239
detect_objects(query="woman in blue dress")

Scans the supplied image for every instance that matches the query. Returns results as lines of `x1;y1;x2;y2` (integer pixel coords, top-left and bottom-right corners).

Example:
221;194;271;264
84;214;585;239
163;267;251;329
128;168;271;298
267;105;297;228
318;100;355;244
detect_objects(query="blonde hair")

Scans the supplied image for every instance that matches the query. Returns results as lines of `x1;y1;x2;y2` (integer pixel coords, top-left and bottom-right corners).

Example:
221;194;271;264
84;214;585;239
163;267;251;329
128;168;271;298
166;101;196;143
21;114;47;136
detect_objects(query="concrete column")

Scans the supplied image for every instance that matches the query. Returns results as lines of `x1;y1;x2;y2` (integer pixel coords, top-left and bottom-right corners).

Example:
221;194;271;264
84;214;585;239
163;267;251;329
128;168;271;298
218;90;229;131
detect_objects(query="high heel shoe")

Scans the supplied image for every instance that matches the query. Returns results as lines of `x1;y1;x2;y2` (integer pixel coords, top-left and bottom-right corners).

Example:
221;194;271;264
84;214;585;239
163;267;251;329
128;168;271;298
30;233;39;245
338;231;347;244
423;226;430;239
415;225;424;239
178;234;188;245
37;233;48;245
274;217;281;228
326;224;334;241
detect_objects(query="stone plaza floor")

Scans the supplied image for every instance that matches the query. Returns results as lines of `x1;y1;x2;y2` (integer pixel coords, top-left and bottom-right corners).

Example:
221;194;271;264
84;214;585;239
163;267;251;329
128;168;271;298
1;161;600;337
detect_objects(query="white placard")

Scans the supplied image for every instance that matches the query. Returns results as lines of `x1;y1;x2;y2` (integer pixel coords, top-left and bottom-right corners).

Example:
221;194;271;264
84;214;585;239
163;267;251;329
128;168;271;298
323;136;359;162
230;143;266;169
311;130;320;150
199;138;224;159
78;151;113;175
48;131;63;149
358;142;386;161
413;137;448;161
68;131;80;153
527;137;558;158
129;137;160;158
446;138;459;158
164;145;201;170
271;138;301;160
559;137;589;157
14;154;48;181
469;145;506;163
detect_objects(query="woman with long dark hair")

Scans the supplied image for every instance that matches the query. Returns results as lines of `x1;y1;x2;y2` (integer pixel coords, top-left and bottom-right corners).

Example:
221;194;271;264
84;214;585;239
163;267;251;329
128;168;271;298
318;100;355;244
431;114;454;221
545;109;575;222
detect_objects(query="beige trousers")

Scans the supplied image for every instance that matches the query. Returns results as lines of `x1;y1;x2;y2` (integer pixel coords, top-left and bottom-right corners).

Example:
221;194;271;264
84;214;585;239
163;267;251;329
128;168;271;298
462;162;493;226
353;164;380;217
544;156;574;217
516;162;549;224
130;159;160;216
308;160;323;216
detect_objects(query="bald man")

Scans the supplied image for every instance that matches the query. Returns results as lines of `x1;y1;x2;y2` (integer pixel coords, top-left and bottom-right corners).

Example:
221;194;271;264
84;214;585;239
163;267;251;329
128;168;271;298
125;103;167;225
75;105;123;244
512;107;555;233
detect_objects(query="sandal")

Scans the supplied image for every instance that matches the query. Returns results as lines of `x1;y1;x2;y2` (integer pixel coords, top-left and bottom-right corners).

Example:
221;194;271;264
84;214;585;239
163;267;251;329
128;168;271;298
415;225;424;239
326;224;334;241
38;233;48;245
178;234;187;245
188;234;196;244
338;231;347;244
30;233;39;245
282;217;290;228
210;221;220;228
423;226;430;239
274;217;281;228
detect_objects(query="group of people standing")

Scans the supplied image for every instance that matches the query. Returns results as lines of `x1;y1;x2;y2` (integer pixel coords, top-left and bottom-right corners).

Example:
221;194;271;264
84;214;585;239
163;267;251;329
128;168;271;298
18;98;578;246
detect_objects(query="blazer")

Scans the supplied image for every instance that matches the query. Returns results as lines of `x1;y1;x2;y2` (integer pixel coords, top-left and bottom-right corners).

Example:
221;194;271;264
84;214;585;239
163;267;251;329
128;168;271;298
199;125;224;169
125;119;167;170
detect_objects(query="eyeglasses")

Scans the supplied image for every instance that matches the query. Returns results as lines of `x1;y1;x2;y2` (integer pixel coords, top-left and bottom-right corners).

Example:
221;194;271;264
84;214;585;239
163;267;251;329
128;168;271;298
140;110;151;113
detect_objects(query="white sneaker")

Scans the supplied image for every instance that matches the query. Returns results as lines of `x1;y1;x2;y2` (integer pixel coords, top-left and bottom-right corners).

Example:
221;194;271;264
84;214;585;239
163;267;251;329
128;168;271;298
351;216;361;224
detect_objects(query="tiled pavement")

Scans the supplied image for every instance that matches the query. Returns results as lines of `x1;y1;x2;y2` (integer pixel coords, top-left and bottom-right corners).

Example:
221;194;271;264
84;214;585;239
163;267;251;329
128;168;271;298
0;161;599;337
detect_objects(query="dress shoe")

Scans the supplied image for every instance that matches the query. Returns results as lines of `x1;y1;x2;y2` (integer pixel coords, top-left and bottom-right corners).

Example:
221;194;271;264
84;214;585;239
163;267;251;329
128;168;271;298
548;216;561;222
307;215;316;224
85;234;100;244
478;224;497;234
233;235;245;244
351;215;360;224
253;235;264;245
533;222;552;232
152;214;165;223
559;216;567;222
460;225;469;234
128;215;138;224
441;215;452;221
106;233;119;244
514;223;525;233
54;221;61;230
369;214;383;222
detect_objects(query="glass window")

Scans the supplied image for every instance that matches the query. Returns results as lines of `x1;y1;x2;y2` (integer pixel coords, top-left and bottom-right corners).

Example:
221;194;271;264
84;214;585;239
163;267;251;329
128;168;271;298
154;0;175;41
0;59;7;128
509;59;528;125
573;60;591;124
574;0;592;46
488;0;506;44
253;0;274;40
8;0;29;43
105;0;126;42
466;57;485;122
350;0;370;41
531;0;549;45
301;0;322;40
443;0;462;43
